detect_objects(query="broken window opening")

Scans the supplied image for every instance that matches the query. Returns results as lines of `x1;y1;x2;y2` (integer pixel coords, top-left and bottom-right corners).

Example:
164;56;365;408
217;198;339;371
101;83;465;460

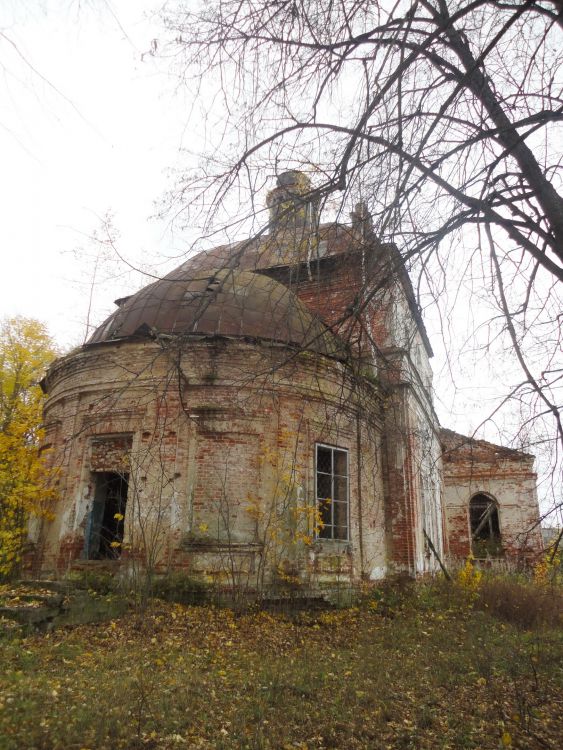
316;444;349;541
83;472;129;560
469;493;502;558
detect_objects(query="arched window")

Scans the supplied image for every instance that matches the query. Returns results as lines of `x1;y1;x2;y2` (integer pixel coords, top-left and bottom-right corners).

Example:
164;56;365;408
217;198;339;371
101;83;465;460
469;493;502;558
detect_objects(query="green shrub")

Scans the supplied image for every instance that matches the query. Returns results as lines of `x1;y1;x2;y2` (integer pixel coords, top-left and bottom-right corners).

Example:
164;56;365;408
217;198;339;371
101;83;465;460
151;572;208;605
66;569;120;596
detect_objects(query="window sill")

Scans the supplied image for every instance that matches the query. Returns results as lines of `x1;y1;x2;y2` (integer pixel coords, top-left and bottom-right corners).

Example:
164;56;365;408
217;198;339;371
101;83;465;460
313;539;353;555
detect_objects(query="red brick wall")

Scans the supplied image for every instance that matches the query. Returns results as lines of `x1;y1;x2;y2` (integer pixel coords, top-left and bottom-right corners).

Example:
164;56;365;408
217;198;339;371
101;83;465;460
264;249;443;576
441;430;543;563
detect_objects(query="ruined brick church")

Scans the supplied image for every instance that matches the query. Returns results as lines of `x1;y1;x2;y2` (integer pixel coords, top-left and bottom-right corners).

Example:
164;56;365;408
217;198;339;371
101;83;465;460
36;171;543;585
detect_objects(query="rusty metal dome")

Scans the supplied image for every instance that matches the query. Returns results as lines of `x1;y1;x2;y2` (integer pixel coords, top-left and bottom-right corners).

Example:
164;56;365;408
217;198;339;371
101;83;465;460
87;267;339;356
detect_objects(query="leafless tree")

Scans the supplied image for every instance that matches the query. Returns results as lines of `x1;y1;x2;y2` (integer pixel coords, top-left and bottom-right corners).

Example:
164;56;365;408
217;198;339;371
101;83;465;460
160;0;563;519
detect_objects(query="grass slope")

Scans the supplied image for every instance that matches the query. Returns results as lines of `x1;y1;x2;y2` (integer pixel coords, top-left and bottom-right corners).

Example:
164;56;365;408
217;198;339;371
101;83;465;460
0;581;561;750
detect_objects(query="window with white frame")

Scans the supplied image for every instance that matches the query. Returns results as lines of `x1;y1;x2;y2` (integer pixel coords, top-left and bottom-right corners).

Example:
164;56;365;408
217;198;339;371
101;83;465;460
316;444;349;540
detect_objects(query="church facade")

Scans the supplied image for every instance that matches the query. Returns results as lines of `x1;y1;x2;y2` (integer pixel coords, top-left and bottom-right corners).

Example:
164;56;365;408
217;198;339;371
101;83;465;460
35;171;543;587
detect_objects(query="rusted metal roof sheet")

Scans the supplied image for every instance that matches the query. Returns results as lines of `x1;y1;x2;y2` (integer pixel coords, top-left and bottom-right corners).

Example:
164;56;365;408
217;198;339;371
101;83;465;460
88;268;340;357
166;223;433;358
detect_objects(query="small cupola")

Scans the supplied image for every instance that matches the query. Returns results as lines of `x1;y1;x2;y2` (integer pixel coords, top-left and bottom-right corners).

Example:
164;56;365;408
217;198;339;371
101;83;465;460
350;202;374;240
266;170;319;234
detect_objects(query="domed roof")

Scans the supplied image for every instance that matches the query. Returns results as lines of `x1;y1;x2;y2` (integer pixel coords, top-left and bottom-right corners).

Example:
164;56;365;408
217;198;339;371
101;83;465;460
88;267;339;356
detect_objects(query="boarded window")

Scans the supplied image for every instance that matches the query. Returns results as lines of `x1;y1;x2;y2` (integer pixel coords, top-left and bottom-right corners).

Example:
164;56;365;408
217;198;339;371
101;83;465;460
316;444;349;540
470;493;502;558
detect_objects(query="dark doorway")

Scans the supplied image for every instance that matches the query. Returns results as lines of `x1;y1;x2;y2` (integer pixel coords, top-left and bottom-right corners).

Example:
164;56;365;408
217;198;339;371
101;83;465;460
83;472;129;560
470;493;502;558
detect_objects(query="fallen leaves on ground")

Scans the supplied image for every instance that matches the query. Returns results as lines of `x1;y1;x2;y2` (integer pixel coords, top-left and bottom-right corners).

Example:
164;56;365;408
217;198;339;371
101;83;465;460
0;592;561;750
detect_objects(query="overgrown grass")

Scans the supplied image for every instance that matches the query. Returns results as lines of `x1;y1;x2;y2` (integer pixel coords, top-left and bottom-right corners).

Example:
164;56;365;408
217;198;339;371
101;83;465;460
0;577;561;749
476;577;562;629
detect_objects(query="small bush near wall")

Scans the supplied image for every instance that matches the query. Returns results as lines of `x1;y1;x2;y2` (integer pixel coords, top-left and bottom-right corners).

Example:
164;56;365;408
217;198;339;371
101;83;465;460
66;569;122;596
475;578;563;629
151;572;209;605
472;538;504;560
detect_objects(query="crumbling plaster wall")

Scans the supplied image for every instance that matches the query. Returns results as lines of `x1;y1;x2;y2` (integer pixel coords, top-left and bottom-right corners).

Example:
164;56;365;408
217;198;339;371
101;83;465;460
39;337;388;585
442;439;543;562
380;296;443;576
382;387;443;576
270;248;444;576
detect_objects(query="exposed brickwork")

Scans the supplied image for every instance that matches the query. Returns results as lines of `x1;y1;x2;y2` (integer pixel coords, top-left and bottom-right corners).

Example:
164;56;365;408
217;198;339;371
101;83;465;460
264;246;443;576
37;183;542;584
39;339;388;584
441;429;543;563
90;435;132;472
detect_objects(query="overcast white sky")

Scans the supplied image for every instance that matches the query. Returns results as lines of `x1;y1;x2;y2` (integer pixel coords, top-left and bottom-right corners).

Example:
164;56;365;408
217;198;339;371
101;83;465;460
0;0;197;346
1;1;560;515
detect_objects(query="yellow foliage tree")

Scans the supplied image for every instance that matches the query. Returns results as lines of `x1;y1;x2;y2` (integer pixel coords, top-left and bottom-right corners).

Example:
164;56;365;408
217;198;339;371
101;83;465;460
0;317;58;579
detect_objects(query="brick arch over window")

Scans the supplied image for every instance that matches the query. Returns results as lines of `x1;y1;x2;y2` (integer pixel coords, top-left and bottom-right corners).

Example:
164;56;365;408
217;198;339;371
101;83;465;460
469;493;503;558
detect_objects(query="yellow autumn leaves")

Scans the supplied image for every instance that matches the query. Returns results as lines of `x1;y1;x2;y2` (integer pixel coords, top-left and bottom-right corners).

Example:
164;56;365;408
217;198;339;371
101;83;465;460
0;317;58;578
